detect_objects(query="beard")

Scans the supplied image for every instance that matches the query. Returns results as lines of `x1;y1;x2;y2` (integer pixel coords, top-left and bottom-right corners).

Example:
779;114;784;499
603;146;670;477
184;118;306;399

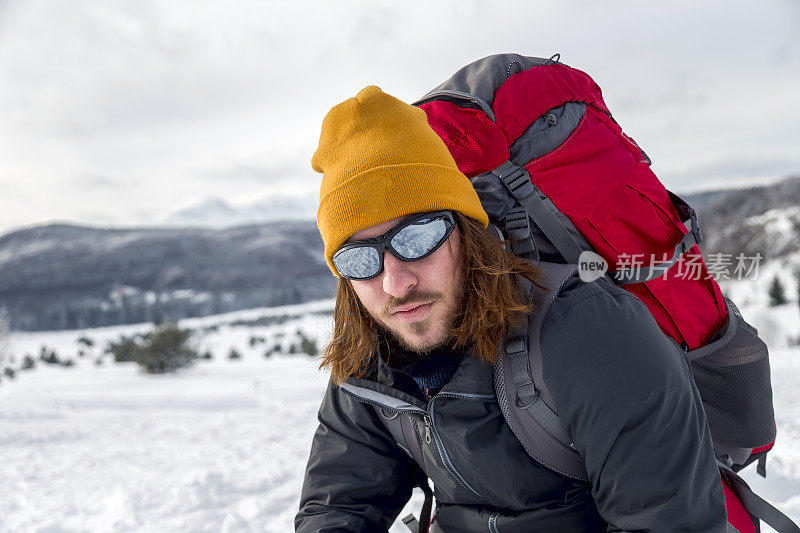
376;270;465;355
377;308;456;355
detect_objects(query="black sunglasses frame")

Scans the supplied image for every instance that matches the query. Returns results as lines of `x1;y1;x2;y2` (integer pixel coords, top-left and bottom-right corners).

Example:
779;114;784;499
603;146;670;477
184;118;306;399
333;211;456;280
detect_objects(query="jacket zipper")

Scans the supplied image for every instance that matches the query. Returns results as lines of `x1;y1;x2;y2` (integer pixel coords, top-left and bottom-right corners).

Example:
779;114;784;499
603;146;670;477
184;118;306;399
423;415;432;444
341;385;493;503
426;393;492;503
488;512;500;533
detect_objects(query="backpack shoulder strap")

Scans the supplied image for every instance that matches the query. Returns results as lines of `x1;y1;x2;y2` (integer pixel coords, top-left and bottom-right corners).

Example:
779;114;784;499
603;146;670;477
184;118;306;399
494;261;589;481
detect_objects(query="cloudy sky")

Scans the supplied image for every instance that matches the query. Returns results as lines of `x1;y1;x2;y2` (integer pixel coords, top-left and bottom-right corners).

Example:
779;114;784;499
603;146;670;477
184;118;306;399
0;0;798;235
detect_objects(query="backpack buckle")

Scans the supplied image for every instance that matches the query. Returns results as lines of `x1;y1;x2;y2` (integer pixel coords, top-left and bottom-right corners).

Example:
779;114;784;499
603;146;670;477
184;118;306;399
515;383;539;409
493;161;535;200
505;336;527;354
688;206;702;245
505;207;531;240
505;207;539;261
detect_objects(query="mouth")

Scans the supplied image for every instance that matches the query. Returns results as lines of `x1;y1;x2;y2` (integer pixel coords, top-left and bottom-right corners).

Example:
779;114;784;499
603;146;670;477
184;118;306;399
391;302;433;322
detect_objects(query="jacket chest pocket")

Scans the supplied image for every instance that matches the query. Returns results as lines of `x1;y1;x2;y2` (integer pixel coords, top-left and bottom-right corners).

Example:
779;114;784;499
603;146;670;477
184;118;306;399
383;394;580;509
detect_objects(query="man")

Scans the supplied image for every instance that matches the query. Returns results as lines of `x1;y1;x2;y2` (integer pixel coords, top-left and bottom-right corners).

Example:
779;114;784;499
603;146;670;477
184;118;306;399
296;86;727;532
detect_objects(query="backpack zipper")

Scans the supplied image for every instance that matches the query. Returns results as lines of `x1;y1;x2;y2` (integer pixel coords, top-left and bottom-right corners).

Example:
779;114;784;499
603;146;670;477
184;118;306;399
414;90;495;122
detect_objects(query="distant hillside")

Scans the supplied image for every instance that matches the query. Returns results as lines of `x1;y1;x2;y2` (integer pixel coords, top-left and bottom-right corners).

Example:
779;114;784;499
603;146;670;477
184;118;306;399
2;176;797;331
682;176;800;261
0;222;335;331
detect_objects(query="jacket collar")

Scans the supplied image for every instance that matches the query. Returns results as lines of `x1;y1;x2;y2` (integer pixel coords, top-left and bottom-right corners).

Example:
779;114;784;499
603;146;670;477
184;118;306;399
347;332;495;404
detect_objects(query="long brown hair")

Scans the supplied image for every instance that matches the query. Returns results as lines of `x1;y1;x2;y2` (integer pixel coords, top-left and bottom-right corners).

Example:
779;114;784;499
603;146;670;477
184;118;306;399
321;212;540;383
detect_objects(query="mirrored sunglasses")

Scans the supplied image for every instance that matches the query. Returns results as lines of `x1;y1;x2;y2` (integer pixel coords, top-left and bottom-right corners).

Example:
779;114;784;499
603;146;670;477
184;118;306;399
332;211;456;280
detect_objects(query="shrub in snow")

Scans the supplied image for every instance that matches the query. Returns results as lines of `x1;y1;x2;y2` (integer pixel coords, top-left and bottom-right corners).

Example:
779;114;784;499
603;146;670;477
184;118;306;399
77;336;95;347
21;355;36;370
3;367;15;380
40;348;61;365
94;357;104;366
298;333;318;357
133;323;197;374
265;341;286;357
107;336;141;363
248;336;266;347
768;275;788;307
202;351;213;360
62;359;75;368
228;348;242;360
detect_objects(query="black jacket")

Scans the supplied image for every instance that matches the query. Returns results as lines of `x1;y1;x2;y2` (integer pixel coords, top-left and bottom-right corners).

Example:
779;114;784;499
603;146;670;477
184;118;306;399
295;276;727;532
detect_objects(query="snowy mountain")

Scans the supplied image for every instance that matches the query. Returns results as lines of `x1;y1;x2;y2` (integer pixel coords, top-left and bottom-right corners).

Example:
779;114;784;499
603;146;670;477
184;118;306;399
0;222;334;331
159;194;317;228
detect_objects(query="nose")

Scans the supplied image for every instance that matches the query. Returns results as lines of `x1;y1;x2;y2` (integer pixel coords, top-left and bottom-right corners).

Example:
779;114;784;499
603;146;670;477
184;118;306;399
381;251;417;298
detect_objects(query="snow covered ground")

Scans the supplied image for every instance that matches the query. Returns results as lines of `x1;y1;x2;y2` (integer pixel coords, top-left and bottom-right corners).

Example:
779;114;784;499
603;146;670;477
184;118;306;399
1;282;799;532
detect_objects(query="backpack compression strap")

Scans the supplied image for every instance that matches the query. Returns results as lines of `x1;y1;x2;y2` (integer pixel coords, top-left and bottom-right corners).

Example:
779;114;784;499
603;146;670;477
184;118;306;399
492;161;703;285
720;463;800;533
609;191;702;285
492;161;585;265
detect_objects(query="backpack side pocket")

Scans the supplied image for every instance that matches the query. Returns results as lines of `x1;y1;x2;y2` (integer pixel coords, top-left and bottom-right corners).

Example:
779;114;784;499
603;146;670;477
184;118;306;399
687;299;775;464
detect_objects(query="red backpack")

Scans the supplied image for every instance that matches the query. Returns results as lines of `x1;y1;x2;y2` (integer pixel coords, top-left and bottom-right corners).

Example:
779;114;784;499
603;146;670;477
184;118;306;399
413;53;796;533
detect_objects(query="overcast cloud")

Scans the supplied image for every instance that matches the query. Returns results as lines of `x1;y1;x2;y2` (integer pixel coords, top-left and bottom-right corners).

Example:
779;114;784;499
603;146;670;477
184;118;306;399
0;0;798;235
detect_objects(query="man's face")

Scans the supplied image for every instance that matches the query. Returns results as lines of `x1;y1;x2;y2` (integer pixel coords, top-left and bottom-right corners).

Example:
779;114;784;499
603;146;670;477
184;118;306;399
347;214;463;354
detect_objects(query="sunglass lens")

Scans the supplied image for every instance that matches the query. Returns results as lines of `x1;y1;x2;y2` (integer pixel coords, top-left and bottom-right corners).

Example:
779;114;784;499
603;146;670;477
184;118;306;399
333;246;381;279
390;218;448;259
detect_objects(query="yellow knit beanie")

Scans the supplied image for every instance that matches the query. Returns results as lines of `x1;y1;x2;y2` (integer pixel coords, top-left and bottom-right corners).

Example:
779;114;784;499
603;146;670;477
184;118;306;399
312;85;488;276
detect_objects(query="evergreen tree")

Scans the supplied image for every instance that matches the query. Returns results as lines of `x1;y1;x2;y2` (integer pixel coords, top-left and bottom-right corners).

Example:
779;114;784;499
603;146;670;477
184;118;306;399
767;275;787;307
127;323;197;374
21;355;36;370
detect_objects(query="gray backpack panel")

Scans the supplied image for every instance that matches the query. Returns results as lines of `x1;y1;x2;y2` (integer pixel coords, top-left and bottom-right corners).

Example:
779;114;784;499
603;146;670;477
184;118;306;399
510;102;587;164
414;54;557;115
